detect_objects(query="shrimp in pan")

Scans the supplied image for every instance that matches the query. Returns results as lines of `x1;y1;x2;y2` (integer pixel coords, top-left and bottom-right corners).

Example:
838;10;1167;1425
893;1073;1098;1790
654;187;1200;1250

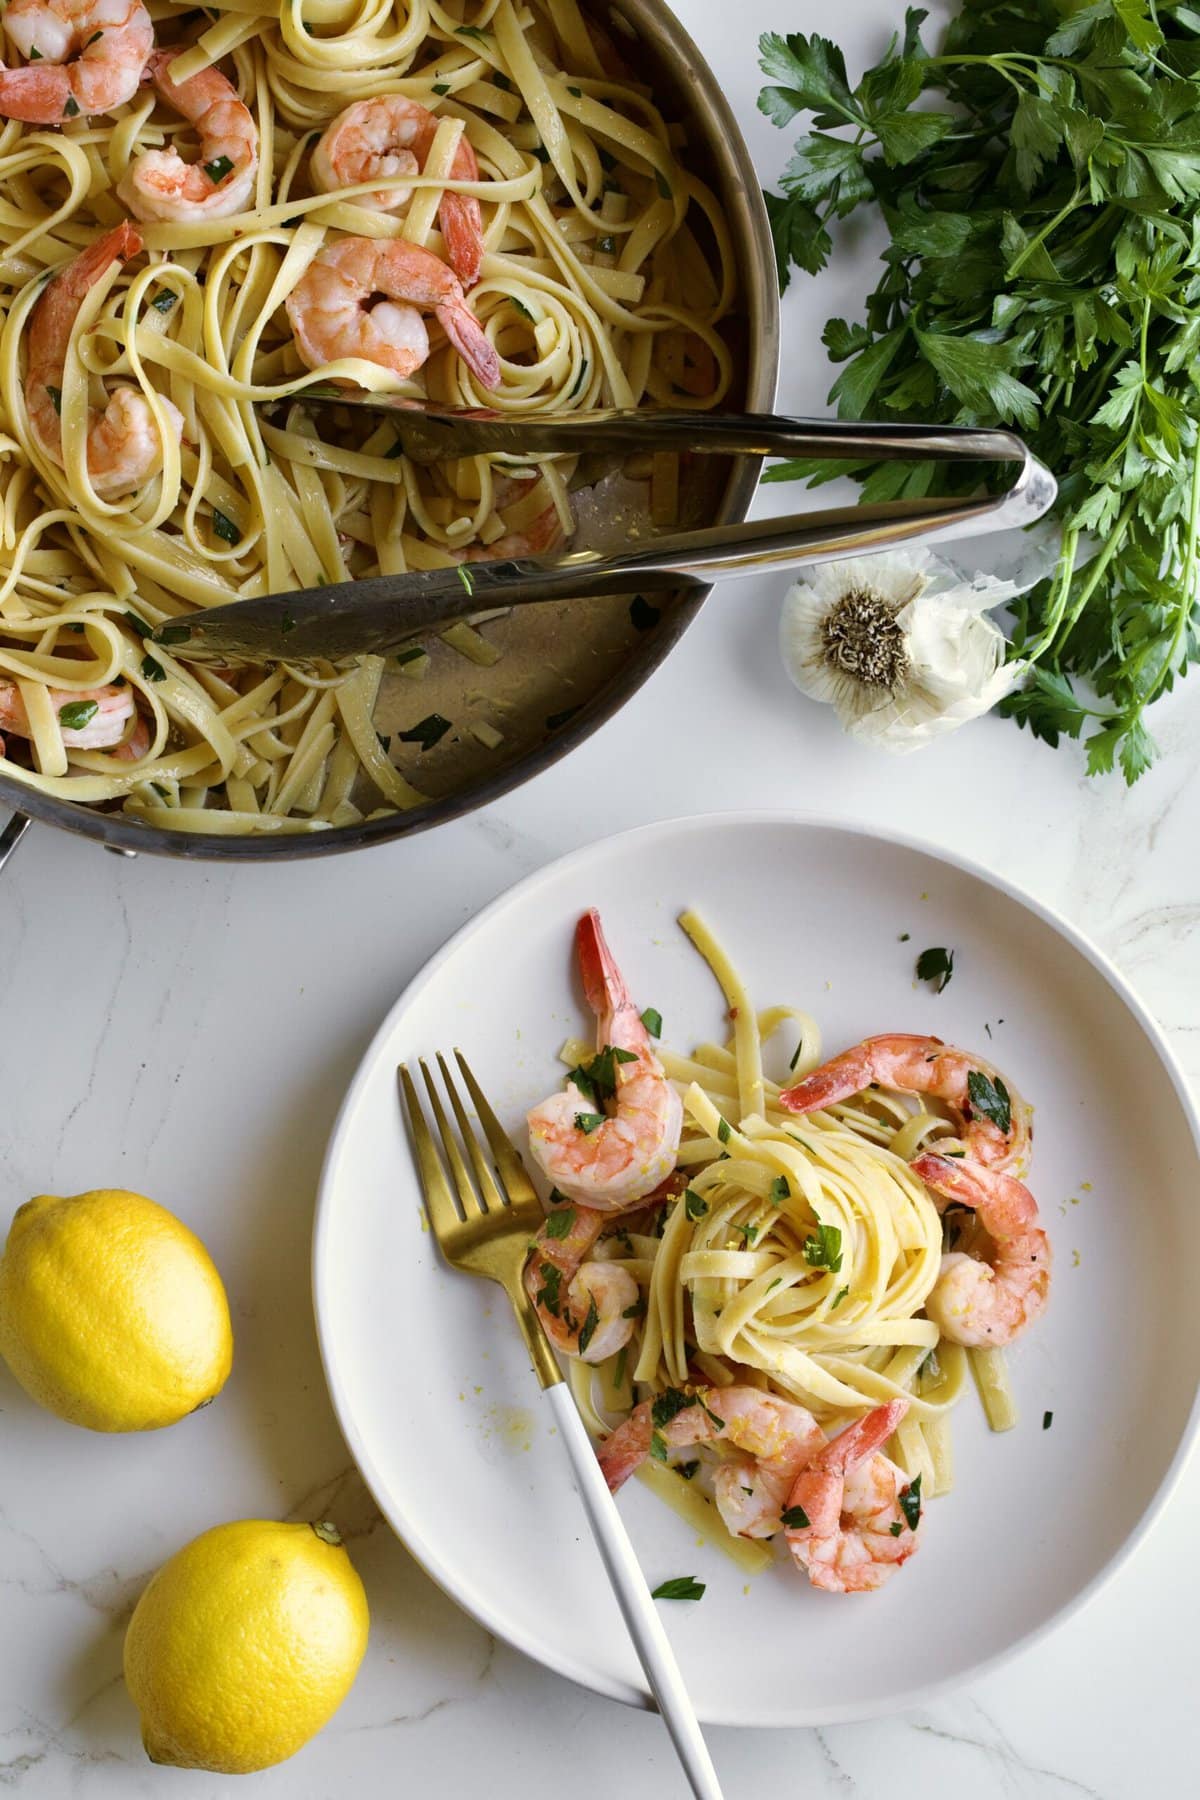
0;681;134;756
118;49;258;222
26;222;184;498
0;0;152;123
527;909;683;1212
784;1399;921;1594
781;1034;1032;1174
311;95;486;287
912;1152;1051;1348
285;236;500;390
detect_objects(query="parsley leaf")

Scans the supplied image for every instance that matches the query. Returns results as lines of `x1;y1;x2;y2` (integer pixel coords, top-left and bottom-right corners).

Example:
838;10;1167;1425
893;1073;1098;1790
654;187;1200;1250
802;1221;843;1273
577;1294;599;1356
916;946;955;992
684;1189;708;1221
398;713;452;751
574;1111;605;1135
717;1117;732;1146
204;154;234;184
966;1070;1012;1135
640;1007;663;1038
544;1207;575;1240
57;699;99;731
770;1176;790;1206
899;1473;922;1532
651;1575;705;1601
781;1504;810;1529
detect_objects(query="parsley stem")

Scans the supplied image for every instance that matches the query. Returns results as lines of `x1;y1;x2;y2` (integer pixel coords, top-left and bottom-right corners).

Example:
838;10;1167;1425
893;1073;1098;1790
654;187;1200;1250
1006;183;1082;278
1051;498;1137;659
1163;438;1200;687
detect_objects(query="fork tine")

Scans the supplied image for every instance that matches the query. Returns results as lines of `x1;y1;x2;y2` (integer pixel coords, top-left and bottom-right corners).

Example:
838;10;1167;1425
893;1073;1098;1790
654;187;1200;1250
437;1054;508;1212
454;1049;540;1206
397;1064;461;1242
420;1058;484;1219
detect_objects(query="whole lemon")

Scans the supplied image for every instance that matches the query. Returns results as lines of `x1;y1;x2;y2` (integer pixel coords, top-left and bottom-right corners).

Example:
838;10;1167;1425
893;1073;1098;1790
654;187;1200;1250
124;1519;369;1772
0;1189;232;1431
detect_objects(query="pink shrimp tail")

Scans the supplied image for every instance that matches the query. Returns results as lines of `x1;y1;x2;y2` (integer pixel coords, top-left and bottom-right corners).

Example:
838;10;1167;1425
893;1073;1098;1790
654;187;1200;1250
779;1034;943;1114
574;909;632;1021
597;1408;652;1492
815;1399;908;1475
66;221;143;294
910;1151;1039;1225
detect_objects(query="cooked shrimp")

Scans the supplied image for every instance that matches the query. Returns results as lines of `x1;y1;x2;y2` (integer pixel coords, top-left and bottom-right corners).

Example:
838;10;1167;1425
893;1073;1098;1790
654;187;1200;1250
523;1202;638;1365
784;1398;920;1593
527;909;683;1212
464;503;564;563
311;95;485;287
0;0;151;122
285;236;500;390
911;1152;1051;1348
118;49;257;222
599;1384;825;1539
781;1034;1032;1174
0;680;134;755
26;222;184;498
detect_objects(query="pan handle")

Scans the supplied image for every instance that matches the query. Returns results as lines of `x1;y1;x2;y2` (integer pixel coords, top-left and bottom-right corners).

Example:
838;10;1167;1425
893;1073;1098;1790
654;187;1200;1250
0;809;31;876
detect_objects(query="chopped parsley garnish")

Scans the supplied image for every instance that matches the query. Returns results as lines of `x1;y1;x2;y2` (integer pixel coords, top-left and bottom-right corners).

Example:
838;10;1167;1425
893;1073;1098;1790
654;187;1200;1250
899;932;911;943
577;1294;599;1356
770;1175;790;1206
567;84;582;98
45;384;62;415
676;1460;700;1482
684;1188;708;1221
918;1349;942;1383
567;358;588;399
398;712;452;751
732;1222;759;1246
574;1111;605;1135
569;1043;639;1107
651;1575;705;1601
431;81;451;95
717;1116;732;1146
57;699;99;731
830;1285;849;1309
781;1504;809;1530
510;295;535;322
650;1430;668;1462
211;508;241;545
204;155;234;184
889;1521;904;1536
629;594;660;631
457;564;475;595
140;653;166;683
150;290;176;314
544;1206;575;1239
967;1070;1013;1135
63;96;79;118
534;1261;562;1317
802;1221;843;1273
916;946;955;992
766;1277;782;1293
395;646;425;665
651;1388;696;1429
455;24;490;41
654;167;672;199
124;609;153;638
899;1473;922;1532
789;1037;804;1072
85;31;103;45
621;1295;646;1321
1043;1410;1053;1431
640;1006;662;1038
613;1345;628;1391
28;46;42;58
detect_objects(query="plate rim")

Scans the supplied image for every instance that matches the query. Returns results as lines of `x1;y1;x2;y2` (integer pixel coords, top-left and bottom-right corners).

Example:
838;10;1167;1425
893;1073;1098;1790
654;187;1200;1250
312;810;1200;1726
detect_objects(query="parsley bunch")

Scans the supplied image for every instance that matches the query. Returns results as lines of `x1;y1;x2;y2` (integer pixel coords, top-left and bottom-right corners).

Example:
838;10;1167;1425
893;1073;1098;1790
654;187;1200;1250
759;0;1200;781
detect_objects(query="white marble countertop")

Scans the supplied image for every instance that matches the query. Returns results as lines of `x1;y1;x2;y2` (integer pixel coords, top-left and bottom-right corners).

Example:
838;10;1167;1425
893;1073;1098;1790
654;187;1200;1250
3;4;1200;1795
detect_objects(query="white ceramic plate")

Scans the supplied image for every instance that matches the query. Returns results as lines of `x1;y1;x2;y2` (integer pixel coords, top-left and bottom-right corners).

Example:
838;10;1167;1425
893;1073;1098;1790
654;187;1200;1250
313;816;1200;1726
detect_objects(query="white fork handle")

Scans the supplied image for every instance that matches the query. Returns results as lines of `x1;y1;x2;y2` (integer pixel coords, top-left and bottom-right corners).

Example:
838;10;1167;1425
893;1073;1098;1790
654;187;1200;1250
544;1383;724;1800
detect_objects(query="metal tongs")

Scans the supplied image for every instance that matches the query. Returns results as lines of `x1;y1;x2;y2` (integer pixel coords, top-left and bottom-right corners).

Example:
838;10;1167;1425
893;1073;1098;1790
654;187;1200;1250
155;408;1057;663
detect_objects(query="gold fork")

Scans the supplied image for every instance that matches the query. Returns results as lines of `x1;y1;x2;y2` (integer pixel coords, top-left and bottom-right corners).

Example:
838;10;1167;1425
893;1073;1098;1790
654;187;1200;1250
400;1051;724;1800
